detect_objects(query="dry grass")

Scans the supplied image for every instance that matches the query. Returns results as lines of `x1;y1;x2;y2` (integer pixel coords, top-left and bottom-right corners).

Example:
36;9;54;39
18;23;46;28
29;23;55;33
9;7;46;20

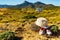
0;8;60;40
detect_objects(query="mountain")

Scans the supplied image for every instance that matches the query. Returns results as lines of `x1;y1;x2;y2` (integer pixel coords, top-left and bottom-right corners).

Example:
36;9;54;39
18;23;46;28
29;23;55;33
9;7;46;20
33;1;46;8
14;1;36;8
34;1;45;6
0;1;55;8
0;5;9;8
14;1;33;8
14;1;46;8
0;5;14;8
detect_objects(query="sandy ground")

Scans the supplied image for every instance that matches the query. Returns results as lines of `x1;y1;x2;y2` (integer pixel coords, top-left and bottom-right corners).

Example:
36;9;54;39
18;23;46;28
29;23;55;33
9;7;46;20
0;22;60;40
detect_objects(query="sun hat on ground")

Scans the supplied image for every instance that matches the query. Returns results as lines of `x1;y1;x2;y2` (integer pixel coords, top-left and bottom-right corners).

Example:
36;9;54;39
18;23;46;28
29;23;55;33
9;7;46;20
35;17;48;27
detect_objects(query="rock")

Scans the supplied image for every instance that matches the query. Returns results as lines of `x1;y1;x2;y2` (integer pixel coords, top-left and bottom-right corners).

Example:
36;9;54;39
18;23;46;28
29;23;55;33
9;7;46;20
30;23;40;32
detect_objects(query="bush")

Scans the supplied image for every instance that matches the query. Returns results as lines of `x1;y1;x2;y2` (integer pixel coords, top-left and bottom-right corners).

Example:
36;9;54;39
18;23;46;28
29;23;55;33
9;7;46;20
0;31;15;40
50;25;59;33
22;14;37;19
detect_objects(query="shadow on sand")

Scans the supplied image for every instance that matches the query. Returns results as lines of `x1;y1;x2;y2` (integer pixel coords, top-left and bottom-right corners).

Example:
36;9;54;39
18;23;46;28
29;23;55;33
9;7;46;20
13;36;23;40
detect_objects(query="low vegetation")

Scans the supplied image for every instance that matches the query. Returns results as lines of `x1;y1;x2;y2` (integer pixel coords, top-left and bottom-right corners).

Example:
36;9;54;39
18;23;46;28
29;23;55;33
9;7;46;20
0;7;60;40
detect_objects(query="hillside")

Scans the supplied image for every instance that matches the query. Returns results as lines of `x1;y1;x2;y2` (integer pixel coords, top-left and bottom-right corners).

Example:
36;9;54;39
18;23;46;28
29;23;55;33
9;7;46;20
0;6;59;40
0;1;60;40
0;1;55;8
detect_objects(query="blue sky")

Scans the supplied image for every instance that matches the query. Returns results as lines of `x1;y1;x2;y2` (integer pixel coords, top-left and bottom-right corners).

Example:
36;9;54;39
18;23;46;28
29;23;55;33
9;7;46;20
0;0;60;6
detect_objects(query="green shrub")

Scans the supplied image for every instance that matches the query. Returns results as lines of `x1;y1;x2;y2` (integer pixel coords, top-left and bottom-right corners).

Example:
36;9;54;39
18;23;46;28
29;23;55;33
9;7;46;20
0;31;15;40
50;25;59;33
